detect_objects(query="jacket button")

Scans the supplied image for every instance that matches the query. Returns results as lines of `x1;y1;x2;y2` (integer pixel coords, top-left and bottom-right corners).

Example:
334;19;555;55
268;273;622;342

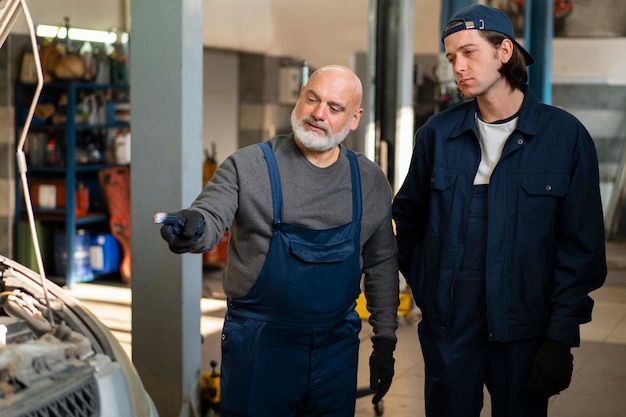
545;185;552;191
430;177;435;184
222;333;226;340
517;138;524;145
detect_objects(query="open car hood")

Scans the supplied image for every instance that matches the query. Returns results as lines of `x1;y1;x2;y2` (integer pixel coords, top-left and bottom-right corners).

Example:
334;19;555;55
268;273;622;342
0;255;158;416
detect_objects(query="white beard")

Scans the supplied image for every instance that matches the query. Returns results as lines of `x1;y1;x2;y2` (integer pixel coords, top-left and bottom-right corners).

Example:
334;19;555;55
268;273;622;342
291;110;351;152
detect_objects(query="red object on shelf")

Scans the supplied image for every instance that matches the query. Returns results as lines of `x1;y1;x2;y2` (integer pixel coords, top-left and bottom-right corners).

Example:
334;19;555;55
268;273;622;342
98;166;131;284
31;179;89;216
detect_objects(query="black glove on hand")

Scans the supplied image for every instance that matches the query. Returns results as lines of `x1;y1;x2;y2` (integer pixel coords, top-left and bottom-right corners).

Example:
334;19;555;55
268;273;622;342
369;338;395;404
527;339;574;399
159;210;205;254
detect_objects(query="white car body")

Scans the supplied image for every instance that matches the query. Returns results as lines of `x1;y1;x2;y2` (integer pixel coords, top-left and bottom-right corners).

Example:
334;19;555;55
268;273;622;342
0;255;159;416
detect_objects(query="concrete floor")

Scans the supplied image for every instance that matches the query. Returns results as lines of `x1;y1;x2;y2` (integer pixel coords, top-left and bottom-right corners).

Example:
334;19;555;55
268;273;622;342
67;240;626;417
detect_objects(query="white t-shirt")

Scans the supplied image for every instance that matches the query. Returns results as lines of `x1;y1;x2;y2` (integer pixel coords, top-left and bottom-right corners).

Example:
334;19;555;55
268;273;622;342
474;112;518;184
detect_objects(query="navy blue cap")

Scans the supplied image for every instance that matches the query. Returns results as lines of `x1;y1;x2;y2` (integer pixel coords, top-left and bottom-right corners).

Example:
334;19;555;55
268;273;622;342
442;4;535;66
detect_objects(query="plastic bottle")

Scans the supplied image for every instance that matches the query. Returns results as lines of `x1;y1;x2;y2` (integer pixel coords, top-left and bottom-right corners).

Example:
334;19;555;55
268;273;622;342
73;229;93;281
80;41;97;82
114;129;131;164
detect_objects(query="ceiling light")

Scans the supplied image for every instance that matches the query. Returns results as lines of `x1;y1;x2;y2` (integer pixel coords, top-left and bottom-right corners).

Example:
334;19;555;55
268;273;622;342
35;24;127;44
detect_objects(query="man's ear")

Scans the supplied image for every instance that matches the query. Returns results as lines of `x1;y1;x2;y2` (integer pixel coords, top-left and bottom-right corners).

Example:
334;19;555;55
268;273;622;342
500;38;514;64
350;108;364;131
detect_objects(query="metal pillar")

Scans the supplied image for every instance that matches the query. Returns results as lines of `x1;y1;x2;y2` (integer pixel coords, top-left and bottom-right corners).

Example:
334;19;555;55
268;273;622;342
525;0;553;103
393;0;415;194
366;0;414;190
130;1;204;416
374;0;399;183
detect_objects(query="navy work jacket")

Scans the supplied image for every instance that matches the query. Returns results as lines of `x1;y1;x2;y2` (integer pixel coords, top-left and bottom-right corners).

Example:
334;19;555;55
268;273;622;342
393;87;607;347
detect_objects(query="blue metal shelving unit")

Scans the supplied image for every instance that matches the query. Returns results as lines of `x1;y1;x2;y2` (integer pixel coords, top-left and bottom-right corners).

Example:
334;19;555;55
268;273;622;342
14;81;130;287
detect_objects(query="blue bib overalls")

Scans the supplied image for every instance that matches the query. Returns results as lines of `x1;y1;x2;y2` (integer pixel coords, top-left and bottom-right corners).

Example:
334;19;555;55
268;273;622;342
418;185;548;417
219;143;363;417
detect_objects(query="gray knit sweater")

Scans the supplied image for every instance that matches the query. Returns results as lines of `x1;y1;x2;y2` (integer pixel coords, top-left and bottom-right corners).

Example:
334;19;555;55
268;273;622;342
187;134;399;342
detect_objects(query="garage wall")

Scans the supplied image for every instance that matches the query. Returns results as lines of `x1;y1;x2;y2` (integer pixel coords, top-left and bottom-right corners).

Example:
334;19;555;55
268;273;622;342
203;48;238;166
0;35;31;257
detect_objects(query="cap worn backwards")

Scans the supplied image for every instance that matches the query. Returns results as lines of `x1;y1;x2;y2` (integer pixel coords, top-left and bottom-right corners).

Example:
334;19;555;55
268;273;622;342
442;3;535;66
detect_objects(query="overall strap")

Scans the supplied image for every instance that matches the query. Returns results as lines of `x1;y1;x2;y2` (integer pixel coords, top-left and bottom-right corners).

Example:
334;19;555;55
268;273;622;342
259;142;284;224
346;149;362;221
260;142;362;223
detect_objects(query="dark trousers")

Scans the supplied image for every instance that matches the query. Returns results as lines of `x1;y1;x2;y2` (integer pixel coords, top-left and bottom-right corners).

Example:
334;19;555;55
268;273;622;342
220;311;361;417
419;186;548;417
419;305;548;417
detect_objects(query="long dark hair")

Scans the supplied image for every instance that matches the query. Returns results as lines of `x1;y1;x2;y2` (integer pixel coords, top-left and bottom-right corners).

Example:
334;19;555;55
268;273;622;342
481;31;528;90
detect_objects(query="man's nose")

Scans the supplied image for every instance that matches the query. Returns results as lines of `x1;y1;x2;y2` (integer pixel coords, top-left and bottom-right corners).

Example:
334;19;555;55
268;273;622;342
311;103;327;120
452;57;466;74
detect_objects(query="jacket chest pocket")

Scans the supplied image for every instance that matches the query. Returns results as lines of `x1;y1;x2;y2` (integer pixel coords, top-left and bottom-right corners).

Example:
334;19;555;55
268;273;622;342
519;172;569;233
430;166;458;224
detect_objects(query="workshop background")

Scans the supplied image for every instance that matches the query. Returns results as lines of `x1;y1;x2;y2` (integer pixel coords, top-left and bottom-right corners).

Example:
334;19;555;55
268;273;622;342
1;1;625;416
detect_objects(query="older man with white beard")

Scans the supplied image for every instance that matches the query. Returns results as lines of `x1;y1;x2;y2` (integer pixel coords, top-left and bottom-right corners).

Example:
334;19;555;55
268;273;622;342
157;65;399;417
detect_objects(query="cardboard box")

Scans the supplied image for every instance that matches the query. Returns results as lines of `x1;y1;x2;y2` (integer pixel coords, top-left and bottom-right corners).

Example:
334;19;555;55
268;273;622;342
31;179;89;216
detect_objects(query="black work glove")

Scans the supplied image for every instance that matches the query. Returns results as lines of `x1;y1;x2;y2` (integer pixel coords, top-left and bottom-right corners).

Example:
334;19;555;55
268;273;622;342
158;210;205;254
527;339;574;399
369;338;395;404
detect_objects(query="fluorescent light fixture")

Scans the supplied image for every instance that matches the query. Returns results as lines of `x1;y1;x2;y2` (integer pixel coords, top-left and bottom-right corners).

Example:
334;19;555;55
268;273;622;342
35;24;127;44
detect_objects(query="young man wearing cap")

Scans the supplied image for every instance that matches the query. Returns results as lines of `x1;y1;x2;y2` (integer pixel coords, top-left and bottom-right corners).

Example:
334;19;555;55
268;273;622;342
393;4;606;417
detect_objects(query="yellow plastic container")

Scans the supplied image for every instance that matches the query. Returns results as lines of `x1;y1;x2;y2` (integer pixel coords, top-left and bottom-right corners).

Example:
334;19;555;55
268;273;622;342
355;290;413;320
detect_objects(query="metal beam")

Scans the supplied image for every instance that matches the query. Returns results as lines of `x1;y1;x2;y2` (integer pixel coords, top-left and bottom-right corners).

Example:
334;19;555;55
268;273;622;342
130;0;204;416
393;0;415;193
526;0;553;103
366;0;414;190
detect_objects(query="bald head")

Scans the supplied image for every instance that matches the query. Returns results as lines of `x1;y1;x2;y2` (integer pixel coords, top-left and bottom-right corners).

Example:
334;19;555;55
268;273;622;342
306;65;363;111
